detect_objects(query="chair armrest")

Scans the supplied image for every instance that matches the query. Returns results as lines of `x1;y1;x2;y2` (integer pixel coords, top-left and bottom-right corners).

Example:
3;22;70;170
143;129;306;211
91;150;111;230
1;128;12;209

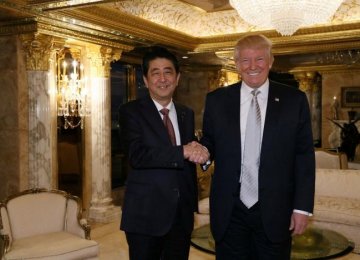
79;219;91;240
0;229;11;255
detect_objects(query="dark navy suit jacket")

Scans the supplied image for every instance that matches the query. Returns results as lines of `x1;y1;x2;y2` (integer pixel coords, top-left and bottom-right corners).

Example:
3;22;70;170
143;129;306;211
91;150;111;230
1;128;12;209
119;95;197;236
201;80;315;243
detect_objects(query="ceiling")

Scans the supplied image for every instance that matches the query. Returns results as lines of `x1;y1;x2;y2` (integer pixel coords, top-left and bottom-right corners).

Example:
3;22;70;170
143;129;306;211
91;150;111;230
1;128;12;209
1;0;360;72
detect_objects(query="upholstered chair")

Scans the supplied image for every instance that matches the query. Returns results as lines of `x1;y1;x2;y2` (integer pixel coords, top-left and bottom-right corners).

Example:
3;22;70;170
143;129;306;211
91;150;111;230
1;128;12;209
0;188;99;260
315;148;348;169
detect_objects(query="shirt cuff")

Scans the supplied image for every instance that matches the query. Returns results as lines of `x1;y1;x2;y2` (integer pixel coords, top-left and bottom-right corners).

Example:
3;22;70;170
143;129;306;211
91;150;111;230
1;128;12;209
293;209;313;217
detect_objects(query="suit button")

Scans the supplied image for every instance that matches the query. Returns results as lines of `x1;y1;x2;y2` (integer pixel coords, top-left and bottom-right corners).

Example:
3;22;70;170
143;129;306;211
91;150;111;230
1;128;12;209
173;162;178;167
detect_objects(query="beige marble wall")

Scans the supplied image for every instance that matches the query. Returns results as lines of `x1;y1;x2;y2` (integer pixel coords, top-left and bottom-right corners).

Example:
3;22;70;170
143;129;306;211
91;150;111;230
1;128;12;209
321;70;360;148
175;68;222;130
0;35;29;200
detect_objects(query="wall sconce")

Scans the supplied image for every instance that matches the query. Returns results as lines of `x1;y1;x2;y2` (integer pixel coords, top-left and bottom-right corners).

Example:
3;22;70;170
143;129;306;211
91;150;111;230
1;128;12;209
57;48;89;129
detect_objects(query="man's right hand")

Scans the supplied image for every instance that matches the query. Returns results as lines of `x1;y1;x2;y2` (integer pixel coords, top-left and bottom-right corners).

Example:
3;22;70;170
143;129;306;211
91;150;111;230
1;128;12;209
183;141;209;164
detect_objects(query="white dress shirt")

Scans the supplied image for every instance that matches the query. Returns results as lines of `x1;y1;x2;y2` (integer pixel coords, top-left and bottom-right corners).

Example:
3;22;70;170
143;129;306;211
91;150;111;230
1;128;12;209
240;80;269;160
153;99;181;145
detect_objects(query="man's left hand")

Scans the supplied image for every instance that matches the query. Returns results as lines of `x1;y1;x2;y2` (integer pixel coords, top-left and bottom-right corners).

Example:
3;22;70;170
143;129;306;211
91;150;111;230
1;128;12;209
289;212;309;235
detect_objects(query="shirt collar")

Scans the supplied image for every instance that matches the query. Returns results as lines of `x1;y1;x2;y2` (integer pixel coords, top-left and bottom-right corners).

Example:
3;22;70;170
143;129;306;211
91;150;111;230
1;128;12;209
152;99;174;112
241;79;269;104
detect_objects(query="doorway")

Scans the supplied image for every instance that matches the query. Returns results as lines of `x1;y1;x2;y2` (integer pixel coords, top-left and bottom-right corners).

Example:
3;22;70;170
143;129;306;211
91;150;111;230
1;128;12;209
57;126;83;198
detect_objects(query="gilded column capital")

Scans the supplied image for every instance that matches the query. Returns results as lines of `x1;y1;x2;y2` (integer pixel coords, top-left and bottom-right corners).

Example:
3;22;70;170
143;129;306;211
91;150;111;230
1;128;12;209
20;33;54;71
86;45;122;78
292;71;317;92
100;46;123;78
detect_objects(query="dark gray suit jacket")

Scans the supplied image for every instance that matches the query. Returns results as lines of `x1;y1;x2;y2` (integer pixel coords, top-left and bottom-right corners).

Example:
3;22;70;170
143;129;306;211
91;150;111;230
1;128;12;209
201;80;315;242
119;96;198;236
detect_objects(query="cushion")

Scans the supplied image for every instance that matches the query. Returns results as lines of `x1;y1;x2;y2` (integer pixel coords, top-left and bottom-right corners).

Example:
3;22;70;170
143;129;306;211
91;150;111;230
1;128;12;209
7;193;67;240
315;169;360;199
314;195;360;226
4;231;99;260
198;197;209;214
315;150;342;169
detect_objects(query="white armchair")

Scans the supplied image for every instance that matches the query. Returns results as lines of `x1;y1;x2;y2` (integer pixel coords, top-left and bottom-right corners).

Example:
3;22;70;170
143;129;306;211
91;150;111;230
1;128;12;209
315;148;348;169
0;188;99;260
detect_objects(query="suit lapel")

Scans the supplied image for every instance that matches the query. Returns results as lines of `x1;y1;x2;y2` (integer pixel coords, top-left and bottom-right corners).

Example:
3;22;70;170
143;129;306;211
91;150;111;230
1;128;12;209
261;82;281;158
227;84;241;167
175;104;187;145
140;96;170;143
227;83;241;134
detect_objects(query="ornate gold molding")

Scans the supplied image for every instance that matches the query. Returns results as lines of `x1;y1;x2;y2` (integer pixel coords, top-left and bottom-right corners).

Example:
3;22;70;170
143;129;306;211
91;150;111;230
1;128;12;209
194;23;360;55
0;20;37;36
293;72;317;92
36;18;134;51
20;33;54;71
85;45;122;78
57;6;197;50
100;46;122;78
86;45;104;78
289;63;360;74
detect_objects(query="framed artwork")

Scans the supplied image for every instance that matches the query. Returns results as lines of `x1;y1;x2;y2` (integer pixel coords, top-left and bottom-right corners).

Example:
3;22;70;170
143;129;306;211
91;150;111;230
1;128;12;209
341;87;360;108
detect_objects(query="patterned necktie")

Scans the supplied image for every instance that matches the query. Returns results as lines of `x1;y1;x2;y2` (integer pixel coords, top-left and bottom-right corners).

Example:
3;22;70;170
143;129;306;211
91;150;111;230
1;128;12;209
240;89;261;208
160;108;176;146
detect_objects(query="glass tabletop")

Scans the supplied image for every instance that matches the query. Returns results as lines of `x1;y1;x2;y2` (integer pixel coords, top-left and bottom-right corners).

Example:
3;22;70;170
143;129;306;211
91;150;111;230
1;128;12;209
191;225;354;259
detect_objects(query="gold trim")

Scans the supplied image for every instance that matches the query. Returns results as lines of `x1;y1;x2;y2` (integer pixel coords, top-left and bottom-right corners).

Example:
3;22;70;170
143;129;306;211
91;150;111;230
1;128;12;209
293;72;317;92
0;20;38;35
56;6;197;50
100;46;122;78
289;64;360;74
28;0;118;11
193;23;360;54
20;33;54;71
36;17;134;51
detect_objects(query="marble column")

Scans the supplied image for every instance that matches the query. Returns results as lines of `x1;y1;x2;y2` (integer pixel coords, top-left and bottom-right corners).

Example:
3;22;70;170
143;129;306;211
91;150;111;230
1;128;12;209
293;72;321;143
20;34;58;189
85;45;122;223
0;35;28;198
127;65;137;102
294;72;316;104
311;78;322;143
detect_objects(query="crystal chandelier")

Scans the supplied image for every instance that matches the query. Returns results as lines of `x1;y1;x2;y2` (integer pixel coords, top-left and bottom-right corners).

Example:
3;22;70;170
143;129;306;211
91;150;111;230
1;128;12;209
57;48;89;129
229;0;344;36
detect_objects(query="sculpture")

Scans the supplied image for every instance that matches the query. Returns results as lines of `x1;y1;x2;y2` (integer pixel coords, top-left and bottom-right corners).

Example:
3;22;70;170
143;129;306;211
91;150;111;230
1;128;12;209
329;118;360;161
330;96;339;120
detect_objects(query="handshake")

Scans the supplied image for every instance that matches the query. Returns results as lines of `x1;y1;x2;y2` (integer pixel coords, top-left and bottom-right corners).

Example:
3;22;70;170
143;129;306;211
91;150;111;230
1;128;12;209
183;141;210;164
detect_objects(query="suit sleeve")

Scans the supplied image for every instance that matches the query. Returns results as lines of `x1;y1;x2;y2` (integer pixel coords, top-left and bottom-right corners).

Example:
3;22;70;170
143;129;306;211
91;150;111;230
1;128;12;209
293;92;316;213
200;92;215;161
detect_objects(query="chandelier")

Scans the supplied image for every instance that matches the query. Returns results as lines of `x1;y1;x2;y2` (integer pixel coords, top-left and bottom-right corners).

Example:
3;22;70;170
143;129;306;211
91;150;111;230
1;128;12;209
57;48;89;129
229;0;344;36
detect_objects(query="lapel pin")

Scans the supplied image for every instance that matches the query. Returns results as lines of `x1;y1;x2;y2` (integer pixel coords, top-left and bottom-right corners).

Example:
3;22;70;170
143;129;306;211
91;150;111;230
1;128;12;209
275;98;280;102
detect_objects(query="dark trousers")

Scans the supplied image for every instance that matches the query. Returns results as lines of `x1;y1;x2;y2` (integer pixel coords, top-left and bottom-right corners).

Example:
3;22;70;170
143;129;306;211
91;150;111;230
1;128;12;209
215;198;291;260
125;206;191;260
